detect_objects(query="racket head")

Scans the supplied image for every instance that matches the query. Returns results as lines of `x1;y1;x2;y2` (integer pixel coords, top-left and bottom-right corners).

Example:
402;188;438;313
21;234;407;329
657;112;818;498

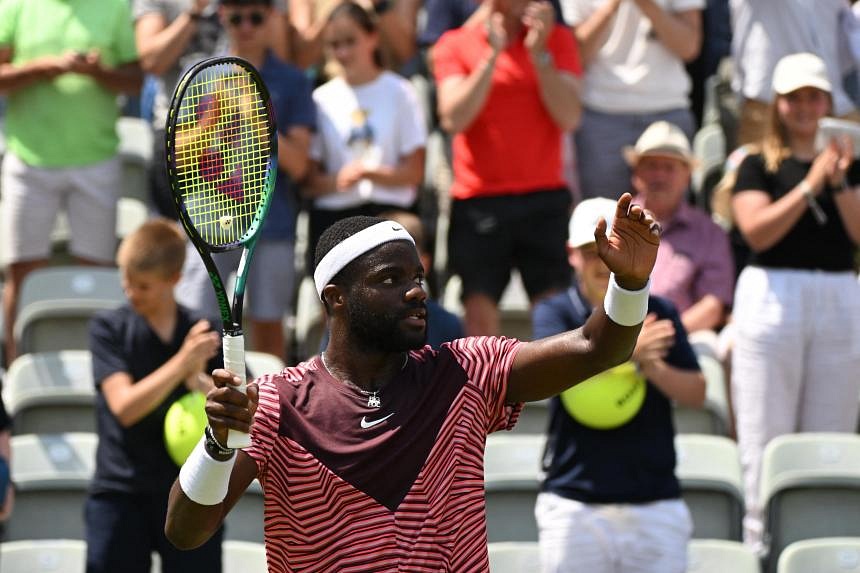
165;56;277;253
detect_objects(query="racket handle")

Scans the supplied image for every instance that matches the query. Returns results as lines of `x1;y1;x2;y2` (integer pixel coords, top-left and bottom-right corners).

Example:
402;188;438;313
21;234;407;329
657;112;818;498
223;333;251;449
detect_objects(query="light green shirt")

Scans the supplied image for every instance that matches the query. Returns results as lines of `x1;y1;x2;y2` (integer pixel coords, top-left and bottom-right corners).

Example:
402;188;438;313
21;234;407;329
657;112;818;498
0;0;138;167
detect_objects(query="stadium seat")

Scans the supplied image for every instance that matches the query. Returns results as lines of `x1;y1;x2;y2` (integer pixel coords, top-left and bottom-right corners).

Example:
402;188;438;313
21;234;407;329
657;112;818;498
224;479;264;543
117;116;154;204
777;537;860;573
442;271;533;341
245;351;286;379
14;266;124;355
687;539;761;573
0;539;86;573
673;354;731;436
6;433;97;541
484;434;544;543
3;351;95;435
223;540;268;572
690;122;727;211
487;541;541;573
760;433;860;573
510;399;549;436
675;434;744;541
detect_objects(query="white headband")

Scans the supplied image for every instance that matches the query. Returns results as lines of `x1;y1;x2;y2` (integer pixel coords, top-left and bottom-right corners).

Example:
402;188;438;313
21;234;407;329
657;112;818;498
313;221;415;298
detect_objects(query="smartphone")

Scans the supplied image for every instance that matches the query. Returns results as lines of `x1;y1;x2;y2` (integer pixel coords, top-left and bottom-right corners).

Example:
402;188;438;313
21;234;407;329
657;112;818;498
815;117;860;157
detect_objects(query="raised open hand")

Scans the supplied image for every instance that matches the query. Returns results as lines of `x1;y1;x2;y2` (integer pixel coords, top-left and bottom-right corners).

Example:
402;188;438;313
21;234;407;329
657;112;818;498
594;193;660;289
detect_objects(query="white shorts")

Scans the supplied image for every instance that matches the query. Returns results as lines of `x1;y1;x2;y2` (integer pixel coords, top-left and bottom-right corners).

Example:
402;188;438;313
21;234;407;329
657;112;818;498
535;492;692;573
175;239;296;322
0;152;120;265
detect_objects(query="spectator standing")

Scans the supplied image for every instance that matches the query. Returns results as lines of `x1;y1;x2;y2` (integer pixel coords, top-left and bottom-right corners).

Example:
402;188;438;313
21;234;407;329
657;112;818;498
534;197;704;573
625;121;734;336
566;0;703;201
175;0;315;362
305;2;427;267
86;219;222;573
432;0;582;336
730;52;860;552
730;0;860;147
0;0;142;364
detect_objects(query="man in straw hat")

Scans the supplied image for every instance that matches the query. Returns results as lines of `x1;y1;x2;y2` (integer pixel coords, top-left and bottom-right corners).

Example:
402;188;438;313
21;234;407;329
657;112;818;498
624;120;734;338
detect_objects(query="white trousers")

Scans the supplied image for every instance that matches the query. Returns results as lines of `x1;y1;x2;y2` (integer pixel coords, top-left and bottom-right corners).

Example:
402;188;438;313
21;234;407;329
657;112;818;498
535;492;692;573
731;266;860;550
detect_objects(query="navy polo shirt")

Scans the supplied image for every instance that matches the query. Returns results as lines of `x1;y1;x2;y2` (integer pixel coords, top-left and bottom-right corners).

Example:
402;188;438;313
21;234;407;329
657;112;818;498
533;286;699;504
89;305;222;496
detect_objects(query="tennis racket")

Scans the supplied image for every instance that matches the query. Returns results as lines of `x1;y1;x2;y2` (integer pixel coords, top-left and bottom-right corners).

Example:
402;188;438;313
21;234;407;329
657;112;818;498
165;56;277;448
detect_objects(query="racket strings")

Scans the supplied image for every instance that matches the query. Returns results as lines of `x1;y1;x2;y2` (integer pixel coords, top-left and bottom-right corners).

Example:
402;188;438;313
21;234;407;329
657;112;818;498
173;62;274;247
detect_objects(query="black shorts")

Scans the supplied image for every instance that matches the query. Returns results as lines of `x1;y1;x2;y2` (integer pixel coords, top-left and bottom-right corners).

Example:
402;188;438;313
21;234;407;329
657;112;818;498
448;188;572;303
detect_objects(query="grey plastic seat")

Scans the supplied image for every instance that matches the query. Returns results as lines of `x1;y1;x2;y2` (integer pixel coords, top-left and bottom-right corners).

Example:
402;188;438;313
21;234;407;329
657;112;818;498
760;433;860;572
0;539;87;573
14;266;124;355
3;350;95;434
510;400;550;436
777;537;860;573
117;116;154;203
488;541;541;573
484;434;545;543
223;540;268;572
6;433;97;541
245;351;286;379
675;434;744;541
673;354;730;436
687;539;761;573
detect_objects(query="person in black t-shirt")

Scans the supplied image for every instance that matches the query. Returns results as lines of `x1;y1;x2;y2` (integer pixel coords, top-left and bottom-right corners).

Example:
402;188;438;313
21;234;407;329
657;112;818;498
731;52;860;554
533;198;705;573
85;219;223;573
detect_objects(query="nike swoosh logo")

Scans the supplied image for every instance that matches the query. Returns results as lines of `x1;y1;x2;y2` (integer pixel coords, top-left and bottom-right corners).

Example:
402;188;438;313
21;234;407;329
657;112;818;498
360;412;395;429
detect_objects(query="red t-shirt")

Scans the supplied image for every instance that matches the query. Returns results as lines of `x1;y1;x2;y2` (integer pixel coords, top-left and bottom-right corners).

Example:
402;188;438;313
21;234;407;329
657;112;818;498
432;24;582;199
244;337;524;572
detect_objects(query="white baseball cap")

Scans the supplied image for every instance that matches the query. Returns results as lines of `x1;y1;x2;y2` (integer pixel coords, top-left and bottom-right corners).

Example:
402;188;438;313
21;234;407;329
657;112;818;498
622;121;696;167
772;52;832;96
568;198;617;248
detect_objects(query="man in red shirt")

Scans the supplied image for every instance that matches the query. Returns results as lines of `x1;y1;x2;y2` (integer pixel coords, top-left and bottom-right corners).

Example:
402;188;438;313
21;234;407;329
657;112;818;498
165;194;660;572
432;0;582;336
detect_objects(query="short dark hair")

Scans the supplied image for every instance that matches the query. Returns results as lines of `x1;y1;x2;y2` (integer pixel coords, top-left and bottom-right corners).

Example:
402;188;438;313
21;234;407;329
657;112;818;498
313;215;385;284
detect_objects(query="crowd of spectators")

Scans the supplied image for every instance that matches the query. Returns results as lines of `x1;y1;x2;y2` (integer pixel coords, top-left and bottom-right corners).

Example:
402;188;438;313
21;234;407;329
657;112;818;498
1;0;860;569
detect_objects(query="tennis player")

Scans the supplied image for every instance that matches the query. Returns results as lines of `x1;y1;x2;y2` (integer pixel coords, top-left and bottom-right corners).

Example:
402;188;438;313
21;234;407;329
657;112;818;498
166;193;660;571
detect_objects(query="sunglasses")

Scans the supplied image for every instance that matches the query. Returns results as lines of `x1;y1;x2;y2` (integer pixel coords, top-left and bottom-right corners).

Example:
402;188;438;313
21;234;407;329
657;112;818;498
227;11;265;27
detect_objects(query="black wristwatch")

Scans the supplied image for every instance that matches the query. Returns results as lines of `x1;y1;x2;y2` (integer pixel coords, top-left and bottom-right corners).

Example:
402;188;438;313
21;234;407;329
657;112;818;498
204;425;235;459
373;0;393;15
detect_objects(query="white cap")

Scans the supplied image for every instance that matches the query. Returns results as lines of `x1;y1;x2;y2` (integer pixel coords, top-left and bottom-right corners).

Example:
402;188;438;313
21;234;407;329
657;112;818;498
622;121;696;167
568;198;617;248
772;52;832;96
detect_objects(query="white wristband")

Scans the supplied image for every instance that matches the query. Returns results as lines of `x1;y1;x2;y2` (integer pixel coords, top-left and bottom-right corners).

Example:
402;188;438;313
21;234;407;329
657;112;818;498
178;436;236;506
603;273;649;326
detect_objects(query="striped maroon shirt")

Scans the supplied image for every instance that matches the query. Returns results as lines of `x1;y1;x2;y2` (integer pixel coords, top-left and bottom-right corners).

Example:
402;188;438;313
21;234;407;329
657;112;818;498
244;336;523;572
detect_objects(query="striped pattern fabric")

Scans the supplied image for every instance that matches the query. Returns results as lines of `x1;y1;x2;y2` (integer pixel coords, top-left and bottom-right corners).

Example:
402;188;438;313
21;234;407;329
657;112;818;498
244;337;524;572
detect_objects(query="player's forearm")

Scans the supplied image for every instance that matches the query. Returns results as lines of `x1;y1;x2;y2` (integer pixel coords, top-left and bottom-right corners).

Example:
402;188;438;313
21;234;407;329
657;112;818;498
90;61;144;94
507;309;641;402
437;51;498;134
533;66;581;131
165;480;229;550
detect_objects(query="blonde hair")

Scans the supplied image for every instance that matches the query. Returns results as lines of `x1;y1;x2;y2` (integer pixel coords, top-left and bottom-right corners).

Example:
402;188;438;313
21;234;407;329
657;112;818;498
760;91;833;172
116;218;186;278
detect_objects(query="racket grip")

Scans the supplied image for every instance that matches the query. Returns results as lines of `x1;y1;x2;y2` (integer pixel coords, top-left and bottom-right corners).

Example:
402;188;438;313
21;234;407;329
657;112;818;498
223;333;251;449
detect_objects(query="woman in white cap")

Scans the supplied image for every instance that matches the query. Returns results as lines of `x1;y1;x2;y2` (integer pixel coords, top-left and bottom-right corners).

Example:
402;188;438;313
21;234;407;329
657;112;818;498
730;52;860;554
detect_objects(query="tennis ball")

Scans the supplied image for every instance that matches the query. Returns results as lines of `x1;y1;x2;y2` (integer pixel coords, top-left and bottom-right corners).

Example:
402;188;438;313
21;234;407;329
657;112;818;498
164;391;208;466
560;362;646;430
